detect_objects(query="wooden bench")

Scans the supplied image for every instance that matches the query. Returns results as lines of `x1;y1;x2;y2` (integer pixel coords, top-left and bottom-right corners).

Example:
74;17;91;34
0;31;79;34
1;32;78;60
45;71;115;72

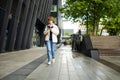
90;36;120;56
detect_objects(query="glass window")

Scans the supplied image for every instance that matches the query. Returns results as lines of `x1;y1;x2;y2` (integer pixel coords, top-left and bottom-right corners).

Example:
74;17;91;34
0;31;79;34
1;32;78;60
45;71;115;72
51;5;57;12
54;17;57;24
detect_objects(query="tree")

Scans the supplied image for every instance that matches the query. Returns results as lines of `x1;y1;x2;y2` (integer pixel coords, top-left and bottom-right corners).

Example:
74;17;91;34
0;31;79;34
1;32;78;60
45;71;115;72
101;17;120;35
60;0;120;35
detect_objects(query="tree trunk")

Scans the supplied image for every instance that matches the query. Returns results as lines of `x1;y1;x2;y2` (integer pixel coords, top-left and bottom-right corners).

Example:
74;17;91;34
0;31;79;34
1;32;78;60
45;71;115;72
100;27;104;36
86;11;89;34
93;2;98;36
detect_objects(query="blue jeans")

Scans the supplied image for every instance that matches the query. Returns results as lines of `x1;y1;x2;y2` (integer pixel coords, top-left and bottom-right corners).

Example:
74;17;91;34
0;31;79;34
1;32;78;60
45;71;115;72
45;40;56;61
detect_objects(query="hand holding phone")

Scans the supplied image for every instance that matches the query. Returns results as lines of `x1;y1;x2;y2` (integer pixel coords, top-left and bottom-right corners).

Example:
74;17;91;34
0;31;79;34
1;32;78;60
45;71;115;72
48;26;53;28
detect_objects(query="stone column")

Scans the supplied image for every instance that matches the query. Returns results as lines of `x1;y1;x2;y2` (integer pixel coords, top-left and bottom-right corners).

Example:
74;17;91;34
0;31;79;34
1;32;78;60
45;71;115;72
0;0;13;52
26;0;40;48
7;0;24;51
15;0;30;50
22;0;36;49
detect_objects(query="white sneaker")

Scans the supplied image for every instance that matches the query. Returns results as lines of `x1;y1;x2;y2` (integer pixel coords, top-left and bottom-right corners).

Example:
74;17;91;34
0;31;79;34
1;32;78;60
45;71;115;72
52;59;55;63
48;61;51;65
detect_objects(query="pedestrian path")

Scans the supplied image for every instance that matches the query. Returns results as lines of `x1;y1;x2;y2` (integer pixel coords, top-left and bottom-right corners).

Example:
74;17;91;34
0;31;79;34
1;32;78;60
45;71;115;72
0;45;120;80
25;46;120;80
0;47;46;79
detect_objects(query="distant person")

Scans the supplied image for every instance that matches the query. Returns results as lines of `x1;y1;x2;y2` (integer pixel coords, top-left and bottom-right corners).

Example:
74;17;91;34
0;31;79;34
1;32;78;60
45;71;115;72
44;16;59;65
78;30;81;35
71;34;76;51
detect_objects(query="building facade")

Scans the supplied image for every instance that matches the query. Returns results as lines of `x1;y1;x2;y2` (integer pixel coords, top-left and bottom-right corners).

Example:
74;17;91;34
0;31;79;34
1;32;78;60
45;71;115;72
50;0;62;43
0;0;53;53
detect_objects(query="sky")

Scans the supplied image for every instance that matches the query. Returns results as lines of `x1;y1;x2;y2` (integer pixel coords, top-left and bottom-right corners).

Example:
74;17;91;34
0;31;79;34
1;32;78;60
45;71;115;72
61;0;80;34
62;21;80;33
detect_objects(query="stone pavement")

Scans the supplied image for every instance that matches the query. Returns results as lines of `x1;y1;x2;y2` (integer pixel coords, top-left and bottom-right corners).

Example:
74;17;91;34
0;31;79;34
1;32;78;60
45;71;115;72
0;45;120;80
0;47;46;80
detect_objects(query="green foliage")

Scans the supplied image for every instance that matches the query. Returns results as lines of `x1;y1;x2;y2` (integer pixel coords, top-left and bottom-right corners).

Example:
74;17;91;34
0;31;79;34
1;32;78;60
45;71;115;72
60;0;120;35
103;18;120;35
65;32;70;36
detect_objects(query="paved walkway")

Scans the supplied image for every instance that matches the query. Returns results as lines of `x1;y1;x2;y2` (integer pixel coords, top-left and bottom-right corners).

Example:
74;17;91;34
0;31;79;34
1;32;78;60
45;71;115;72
0;47;46;79
0;45;120;80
